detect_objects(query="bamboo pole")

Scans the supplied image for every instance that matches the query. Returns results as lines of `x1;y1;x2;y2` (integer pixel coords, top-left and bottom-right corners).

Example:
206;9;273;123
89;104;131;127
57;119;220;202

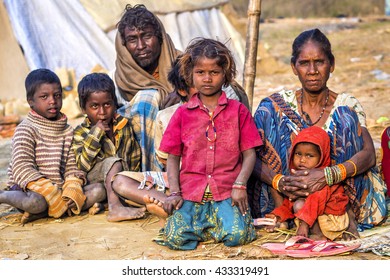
243;0;262;112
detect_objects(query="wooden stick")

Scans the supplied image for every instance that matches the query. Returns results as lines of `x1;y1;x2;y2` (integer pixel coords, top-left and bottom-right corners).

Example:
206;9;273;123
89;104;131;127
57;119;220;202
243;0;262;111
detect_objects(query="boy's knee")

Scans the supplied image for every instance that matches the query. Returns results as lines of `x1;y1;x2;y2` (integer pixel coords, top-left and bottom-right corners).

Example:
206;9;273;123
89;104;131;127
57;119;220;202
111;176;123;192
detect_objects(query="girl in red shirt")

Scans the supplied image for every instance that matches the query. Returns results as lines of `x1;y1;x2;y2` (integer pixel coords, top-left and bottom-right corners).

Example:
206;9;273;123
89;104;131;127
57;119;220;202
158;38;263;250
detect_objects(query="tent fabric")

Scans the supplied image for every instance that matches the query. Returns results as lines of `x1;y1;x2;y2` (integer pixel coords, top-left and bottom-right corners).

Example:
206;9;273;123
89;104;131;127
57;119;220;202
3;0;115;79
0;1;29;100
80;0;229;31
2;0;244;99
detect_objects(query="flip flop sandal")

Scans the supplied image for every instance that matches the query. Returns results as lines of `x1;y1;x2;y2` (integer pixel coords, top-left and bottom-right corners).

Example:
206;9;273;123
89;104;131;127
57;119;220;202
261;236;317;254
262;236;361;258
253;217;277;226
286;240;361;258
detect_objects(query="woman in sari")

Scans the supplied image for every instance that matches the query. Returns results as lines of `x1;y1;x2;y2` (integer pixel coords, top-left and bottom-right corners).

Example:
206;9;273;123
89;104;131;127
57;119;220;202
251;28;387;238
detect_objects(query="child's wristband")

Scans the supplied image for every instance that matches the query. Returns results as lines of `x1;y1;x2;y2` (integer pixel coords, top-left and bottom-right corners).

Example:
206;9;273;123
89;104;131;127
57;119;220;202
232;184;247;190
168;191;182;197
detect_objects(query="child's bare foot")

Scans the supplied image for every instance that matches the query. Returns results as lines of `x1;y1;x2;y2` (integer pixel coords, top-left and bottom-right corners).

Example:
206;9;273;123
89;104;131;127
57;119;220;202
309;221;327;240
106;205;146;222
143;194;168;219
296;220;309;237
88;202;105;215
20;211;47;225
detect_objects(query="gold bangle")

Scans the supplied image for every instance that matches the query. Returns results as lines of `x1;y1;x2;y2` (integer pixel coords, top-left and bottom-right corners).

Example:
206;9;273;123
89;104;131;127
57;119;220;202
338;163;347;181
272;174;283;191
346;160;357;177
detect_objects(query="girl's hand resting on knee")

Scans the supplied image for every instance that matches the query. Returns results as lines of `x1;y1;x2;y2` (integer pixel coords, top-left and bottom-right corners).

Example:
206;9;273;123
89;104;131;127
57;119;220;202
231;189;248;216
163;195;183;215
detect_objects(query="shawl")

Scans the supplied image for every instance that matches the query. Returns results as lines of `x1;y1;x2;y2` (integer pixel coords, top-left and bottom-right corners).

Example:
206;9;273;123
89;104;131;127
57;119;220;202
114;17;180;107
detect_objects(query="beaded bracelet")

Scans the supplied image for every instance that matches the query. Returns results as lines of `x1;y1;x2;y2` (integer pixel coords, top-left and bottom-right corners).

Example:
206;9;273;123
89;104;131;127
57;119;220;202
168;191;182;197
233;181;246;186
333;165;342;184
324;164;348;186
232;184;247;190
272;174;284;191
324;166;333;186
346;160;357;176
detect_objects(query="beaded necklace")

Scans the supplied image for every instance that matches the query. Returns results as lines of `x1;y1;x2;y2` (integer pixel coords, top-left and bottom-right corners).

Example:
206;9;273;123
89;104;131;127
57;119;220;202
299;88;329;126
204;105;217;142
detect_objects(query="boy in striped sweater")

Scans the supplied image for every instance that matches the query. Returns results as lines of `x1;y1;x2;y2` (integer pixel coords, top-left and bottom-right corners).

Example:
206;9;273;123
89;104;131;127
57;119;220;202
0;69;106;224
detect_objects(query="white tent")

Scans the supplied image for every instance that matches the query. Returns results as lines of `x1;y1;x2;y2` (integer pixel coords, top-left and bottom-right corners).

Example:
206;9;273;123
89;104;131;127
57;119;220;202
1;0;245;102
0;1;29;100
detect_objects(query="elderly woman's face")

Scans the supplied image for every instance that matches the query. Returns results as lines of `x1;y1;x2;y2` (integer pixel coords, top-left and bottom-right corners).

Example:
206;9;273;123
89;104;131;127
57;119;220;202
124;25;162;72
291;40;334;93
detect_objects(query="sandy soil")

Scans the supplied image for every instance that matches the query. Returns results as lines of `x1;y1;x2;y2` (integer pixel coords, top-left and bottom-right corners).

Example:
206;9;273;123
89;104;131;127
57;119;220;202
1;16;390;261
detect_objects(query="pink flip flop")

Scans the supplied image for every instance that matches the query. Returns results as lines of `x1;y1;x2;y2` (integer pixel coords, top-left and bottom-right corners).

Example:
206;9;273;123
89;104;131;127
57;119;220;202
261;236;360;258
253;217;277;226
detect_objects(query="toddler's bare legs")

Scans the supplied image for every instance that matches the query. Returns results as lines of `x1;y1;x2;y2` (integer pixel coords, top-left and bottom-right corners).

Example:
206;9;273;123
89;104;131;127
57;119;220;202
295;219;310;237
293;199;309;237
293;199;326;240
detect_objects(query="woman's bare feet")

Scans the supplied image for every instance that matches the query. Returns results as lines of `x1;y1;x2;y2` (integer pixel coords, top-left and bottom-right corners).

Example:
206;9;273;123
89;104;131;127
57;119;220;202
342;207;360;240
143;194;168;219
106;204;146;222
308;221;327;240
88;202;106;215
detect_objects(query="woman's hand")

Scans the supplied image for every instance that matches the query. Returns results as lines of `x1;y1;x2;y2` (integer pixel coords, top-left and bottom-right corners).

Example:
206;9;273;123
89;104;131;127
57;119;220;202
281;168;326;200
163;195;183;215
231;189;249;215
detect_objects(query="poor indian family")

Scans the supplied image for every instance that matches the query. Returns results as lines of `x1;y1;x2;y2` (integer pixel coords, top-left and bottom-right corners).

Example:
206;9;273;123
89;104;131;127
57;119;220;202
0;4;388;251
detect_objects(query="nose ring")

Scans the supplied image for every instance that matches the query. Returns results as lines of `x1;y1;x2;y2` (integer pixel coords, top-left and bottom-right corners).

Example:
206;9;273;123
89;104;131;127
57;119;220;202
315;71;319;74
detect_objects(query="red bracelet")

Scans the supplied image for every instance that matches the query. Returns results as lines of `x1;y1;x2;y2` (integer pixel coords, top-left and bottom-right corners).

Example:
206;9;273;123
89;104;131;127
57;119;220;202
168;191;182;197
232;184;247;190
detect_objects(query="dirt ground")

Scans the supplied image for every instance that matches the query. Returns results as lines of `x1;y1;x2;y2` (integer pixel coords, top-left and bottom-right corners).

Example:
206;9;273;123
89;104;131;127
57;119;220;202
1;16;390;261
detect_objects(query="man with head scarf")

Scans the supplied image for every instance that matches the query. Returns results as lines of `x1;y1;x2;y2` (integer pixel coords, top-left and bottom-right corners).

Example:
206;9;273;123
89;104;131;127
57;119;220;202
114;4;180;172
